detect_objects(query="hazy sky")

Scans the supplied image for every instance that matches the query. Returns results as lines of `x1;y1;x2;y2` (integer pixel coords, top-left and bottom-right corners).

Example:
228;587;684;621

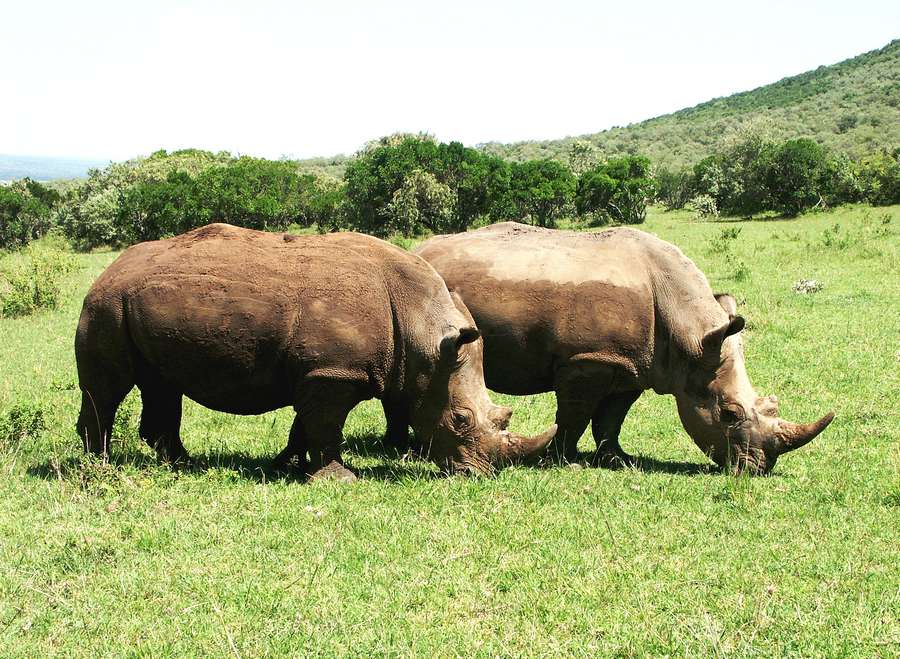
2;1;897;161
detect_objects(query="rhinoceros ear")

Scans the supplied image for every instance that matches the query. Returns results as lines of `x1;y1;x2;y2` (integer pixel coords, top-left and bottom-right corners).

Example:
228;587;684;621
714;293;738;318
439;326;480;361
700;316;745;358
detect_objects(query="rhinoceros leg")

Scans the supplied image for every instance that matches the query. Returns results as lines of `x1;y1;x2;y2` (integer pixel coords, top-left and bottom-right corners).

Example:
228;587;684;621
77;383;131;457
137;382;187;463
552;387;597;463
76;356;134;457
272;415;310;472
292;380;361;483
381;397;414;453
591;390;641;468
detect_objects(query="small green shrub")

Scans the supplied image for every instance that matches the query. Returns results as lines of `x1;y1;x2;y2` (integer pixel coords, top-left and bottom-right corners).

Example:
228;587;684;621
820;223;853;250
727;255;751;281
0;401;47;447
0;247;77;317
689;194;719;220
707;227;742;254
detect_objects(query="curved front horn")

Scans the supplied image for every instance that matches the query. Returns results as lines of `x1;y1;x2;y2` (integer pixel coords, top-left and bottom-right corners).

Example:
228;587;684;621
771;412;835;454
496;424;557;464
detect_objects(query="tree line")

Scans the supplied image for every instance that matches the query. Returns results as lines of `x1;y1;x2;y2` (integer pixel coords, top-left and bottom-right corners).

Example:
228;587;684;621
1;135;898;251
656;135;899;218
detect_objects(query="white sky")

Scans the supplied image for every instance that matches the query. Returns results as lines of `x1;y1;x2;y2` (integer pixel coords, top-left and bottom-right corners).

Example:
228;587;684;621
2;0;897;161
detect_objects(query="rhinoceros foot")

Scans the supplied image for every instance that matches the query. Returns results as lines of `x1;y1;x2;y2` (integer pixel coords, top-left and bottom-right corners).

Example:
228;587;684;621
309;461;357;483
592;449;635;470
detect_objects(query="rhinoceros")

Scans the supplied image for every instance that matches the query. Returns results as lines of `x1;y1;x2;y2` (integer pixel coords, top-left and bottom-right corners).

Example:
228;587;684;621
404;222;833;475
75;223;555;481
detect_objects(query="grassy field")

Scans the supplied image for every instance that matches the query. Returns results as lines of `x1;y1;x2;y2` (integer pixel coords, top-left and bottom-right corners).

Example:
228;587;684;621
1;205;898;656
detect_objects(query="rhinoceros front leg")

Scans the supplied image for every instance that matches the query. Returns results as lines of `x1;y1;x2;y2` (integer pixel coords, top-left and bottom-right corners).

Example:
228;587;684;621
591;390;641;469
272;415;310;473
552;387;597;463
290;380;361;483
381;397;414;453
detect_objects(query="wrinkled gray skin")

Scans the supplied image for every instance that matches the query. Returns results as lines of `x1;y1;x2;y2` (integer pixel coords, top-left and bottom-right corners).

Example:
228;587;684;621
403;222;833;475
75;224;555;481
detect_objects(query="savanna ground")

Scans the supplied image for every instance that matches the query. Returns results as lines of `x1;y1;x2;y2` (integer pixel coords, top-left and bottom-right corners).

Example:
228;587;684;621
0;205;898;656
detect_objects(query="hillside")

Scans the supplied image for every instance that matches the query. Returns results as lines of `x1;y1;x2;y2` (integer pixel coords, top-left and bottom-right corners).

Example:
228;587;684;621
480;40;900;169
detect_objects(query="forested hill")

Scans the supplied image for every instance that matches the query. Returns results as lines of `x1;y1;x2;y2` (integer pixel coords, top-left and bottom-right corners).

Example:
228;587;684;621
479;39;899;169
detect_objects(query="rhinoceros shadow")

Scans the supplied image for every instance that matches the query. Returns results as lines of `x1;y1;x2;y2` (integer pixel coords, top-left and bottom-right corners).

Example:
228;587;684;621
26;432;438;484
625;455;717;476
26;435;716;484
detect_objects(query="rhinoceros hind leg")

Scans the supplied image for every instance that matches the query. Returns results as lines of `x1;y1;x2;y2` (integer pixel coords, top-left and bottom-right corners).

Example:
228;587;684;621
137;383;187;463
293;380;362;482
591;390;641;469
77;384;131;457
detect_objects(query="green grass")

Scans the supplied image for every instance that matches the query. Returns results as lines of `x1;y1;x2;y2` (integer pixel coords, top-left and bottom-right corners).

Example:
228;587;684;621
1;205;898;656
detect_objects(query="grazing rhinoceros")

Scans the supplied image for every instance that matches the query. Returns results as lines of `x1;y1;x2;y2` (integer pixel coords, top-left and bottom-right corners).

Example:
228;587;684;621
75;223;555;481
405;222;834;475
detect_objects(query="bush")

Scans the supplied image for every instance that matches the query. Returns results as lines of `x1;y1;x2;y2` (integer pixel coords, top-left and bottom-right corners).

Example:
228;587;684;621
509;159;576;227
576;156;654;224
0;247;77;317
655;167;694;210
195;158;315;231
692;132;771;217
0;401;47;447
118;170;208;242
344;134;513;236
58;164;137;249
689;194;719;219
858;149;900;206
0;180;58;250
58;154;335;248
761;138;829;216
386;169;454;236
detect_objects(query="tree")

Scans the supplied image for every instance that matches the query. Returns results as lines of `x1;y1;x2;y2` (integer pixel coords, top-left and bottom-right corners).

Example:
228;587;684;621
859;148;900;206
344;135;511;236
386;169;455;235
692;131;773;217
195;158;314;230
0;180;57;249
508;159;575;227
118;170;207;242
761;138;829;216
344;135;442;235
576;156;654;224
567;140;598;177
655;167;694;210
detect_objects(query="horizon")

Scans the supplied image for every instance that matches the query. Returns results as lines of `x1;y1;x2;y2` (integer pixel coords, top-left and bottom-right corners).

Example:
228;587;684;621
2;1;897;163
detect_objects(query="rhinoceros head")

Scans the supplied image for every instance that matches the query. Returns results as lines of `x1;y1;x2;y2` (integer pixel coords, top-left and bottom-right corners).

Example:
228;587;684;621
411;293;556;475
675;294;834;475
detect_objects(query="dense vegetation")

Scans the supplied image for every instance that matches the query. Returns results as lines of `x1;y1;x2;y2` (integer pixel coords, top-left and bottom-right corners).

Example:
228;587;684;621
0;179;59;249
1;204;896;655
658;133;900;218
2;135;898;256
481;40;900;169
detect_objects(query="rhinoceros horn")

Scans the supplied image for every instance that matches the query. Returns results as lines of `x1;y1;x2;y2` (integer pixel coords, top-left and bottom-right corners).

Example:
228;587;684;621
496;424;558;464
770;412;835;455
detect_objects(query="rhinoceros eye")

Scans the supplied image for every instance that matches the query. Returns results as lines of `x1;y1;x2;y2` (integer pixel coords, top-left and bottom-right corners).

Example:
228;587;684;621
452;407;475;432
